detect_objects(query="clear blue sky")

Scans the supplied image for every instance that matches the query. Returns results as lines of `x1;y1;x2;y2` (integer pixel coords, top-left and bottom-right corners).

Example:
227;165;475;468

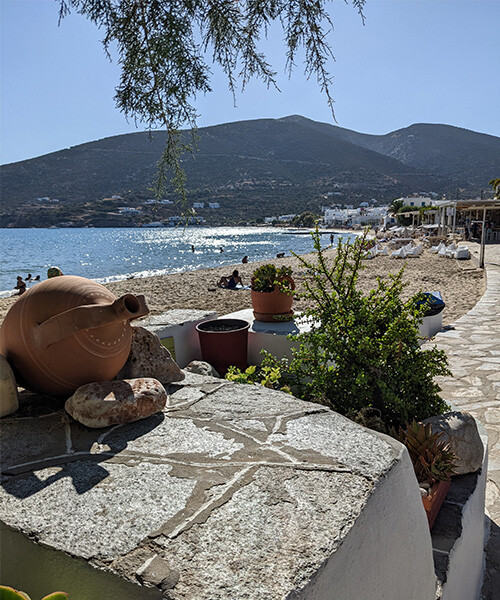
1;0;499;165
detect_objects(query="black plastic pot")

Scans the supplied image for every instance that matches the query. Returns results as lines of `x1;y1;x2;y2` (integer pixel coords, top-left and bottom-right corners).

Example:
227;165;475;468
196;318;250;376
417;291;445;317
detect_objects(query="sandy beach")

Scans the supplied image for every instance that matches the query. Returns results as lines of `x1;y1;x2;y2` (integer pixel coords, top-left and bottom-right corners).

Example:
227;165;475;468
0;246;485;328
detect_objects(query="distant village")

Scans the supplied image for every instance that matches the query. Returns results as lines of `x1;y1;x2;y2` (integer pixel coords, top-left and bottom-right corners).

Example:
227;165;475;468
2;190;496;235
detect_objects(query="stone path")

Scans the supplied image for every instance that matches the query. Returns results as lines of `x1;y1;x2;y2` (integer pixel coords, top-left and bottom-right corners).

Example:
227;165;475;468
424;242;500;600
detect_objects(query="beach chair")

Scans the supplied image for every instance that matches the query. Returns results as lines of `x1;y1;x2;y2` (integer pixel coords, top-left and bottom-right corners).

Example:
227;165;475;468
429;242;443;254
391;247;407;259
406;244;422;258
375;245;388;256
444;242;457;258
453;246;470;260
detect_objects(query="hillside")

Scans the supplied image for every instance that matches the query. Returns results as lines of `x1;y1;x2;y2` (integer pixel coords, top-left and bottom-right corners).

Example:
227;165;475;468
281;116;500;187
1;116;498;226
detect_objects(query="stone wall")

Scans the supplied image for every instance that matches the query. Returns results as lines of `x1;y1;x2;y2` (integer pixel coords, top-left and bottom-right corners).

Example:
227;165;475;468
0;373;442;599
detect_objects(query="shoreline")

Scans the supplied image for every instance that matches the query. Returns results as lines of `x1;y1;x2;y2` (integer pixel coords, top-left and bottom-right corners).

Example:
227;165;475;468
0;245;484;327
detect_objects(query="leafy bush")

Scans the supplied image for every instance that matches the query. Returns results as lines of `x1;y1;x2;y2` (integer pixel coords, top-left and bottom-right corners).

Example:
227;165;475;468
270;229;450;429
251;264;294;293
225;364;291;393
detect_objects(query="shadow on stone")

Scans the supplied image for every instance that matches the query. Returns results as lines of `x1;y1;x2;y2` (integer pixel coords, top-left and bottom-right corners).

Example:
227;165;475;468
1;412;165;499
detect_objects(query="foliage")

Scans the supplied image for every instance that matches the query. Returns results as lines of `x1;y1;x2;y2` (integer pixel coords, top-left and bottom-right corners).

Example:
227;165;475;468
268;228;450;429
292;212;318;228
225;363;291;393
251;264;293;293
0;587;68;600
389;199;403;214
489;178;500;199
395;421;457;484
58;0;366;198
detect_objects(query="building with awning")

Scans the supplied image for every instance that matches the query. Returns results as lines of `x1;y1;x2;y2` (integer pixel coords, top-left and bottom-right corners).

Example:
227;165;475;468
438;198;500;267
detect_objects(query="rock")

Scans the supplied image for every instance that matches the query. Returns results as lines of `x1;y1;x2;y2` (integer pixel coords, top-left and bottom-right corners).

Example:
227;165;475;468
0;354;19;417
184;360;220;378
117;326;184;384
136;554;179;589
423;411;483;475
65;378;167;428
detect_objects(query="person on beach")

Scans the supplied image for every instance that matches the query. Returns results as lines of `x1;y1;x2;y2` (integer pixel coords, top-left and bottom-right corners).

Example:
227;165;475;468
191;245;195;252
25;273;32;282
218;269;243;289
14;276;26;296
33;275;40;281
242;256;248;264
330;233;334;245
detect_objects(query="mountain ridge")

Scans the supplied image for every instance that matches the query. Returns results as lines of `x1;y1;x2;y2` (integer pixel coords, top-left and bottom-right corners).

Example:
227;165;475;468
1;116;498;226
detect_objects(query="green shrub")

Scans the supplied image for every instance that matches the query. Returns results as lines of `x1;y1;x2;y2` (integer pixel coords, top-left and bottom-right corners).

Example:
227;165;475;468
271;229;450;429
225;364;291;393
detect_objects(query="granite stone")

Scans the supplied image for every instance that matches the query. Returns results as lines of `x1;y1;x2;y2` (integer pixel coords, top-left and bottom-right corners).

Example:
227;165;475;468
118;326;185;384
423;411;484;475
0;380;405;599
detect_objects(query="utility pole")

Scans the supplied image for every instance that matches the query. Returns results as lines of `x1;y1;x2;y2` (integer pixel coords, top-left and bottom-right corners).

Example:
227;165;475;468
480;207;486;268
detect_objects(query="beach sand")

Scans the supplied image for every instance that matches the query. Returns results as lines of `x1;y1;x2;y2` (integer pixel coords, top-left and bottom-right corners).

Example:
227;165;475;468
0;247;485;327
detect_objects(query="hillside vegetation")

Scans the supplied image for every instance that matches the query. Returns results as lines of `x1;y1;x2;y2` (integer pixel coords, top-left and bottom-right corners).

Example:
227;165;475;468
1;116;498;227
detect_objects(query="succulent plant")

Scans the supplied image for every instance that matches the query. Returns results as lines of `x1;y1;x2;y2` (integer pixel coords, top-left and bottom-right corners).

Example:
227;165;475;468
251;264;293;293
396;420;457;485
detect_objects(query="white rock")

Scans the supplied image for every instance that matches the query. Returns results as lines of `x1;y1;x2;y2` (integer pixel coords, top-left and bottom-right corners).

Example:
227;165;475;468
65;378;167;428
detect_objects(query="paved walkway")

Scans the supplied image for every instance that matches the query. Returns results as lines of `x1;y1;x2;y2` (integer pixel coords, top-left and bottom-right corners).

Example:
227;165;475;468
424;242;500;600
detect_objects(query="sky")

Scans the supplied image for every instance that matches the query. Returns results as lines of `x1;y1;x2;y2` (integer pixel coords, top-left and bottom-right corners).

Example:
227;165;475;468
1;0;499;165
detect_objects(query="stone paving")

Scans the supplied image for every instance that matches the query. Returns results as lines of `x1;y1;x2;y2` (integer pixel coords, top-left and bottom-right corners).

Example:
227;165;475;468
423;242;500;600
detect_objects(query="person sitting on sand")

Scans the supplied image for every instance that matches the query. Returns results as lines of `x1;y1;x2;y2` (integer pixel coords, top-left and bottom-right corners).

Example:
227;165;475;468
242;255;248;264
14;276;26;296
218;269;243;289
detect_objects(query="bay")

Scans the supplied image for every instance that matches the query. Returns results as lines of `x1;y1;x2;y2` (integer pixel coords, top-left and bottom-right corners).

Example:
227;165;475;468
0;227;353;297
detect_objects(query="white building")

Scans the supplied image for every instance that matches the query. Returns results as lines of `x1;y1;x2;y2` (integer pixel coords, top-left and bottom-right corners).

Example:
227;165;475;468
324;206;386;228
193;202;205;209
118;207;141;214
208;202;220;209
395;196;435;208
278;214;296;222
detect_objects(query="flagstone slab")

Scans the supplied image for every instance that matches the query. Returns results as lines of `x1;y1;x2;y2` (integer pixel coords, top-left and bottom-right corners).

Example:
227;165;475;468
0;378;437;600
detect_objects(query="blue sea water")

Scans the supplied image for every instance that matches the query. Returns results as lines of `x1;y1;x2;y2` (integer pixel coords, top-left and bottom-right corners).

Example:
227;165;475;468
0;227;354;297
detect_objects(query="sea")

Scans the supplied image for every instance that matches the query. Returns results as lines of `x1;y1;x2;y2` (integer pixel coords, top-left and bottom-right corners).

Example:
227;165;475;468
0;227;355;298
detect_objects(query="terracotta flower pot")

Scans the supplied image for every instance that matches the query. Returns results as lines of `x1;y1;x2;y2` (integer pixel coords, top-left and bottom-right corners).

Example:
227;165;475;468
0;275;149;397
196;318;250;376
251;277;295;322
422;479;451;530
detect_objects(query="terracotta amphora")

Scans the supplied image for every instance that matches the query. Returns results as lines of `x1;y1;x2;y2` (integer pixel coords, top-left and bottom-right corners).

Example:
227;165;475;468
0;275;149;397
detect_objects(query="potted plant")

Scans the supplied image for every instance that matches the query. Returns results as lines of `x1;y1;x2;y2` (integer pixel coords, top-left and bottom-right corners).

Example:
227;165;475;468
397;421;457;530
251;264;295;322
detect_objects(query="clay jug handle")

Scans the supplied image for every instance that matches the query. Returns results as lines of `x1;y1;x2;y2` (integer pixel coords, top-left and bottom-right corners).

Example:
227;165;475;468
31;294;149;350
